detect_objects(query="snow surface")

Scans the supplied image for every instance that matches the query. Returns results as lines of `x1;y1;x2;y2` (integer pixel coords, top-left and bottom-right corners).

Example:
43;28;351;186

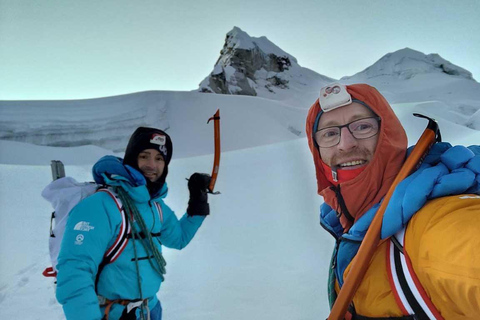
0;138;331;320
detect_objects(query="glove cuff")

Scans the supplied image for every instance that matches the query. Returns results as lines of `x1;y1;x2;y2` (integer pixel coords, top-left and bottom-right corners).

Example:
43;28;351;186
187;200;210;216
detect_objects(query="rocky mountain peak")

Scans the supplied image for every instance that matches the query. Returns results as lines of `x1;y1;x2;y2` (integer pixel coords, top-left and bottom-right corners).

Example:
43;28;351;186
198;27;333;98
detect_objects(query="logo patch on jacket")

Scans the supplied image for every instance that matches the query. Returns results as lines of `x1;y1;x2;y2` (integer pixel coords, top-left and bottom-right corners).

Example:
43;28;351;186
74;221;95;232
75;234;84;245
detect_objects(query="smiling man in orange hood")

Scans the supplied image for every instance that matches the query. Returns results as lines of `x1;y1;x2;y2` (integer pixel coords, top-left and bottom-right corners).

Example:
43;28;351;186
306;83;407;232
306;83;480;319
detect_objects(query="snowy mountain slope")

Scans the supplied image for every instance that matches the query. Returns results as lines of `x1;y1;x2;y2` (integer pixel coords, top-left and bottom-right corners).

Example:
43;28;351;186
0;91;308;161
343;48;473;82
0;91;169;153
340;48;480;106
198;27;335;106
413;99;480;130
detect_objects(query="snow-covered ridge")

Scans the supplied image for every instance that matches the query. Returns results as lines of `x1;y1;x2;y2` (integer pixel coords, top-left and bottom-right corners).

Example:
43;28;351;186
0;91;307;161
339;48;480;116
0;91;169;152
342;48;474;81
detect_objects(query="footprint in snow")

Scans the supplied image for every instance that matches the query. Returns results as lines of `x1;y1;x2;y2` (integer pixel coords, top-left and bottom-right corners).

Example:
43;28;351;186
17;276;29;287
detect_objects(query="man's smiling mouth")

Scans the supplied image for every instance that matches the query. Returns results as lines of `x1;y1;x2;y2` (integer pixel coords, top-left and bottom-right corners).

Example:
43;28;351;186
338;160;367;168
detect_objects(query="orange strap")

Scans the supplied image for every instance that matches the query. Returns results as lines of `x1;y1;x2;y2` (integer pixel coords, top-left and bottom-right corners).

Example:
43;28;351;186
102;299;133;320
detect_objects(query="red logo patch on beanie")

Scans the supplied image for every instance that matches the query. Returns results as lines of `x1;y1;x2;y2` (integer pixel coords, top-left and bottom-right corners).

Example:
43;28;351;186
150;134;166;146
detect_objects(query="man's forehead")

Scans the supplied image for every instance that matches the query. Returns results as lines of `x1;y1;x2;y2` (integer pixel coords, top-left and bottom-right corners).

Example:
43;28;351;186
319;102;375;127
139;149;161;155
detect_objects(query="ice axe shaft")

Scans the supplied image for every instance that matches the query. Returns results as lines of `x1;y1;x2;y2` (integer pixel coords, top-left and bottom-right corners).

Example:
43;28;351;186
328;114;440;320
207;109;221;194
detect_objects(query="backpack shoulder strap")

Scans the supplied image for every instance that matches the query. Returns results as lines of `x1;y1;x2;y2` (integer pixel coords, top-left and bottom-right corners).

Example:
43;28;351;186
387;227;444;320
95;188;131;289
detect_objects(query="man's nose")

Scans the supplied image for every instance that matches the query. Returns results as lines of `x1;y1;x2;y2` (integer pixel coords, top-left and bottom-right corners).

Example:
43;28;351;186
144;158;156;168
337;127;358;150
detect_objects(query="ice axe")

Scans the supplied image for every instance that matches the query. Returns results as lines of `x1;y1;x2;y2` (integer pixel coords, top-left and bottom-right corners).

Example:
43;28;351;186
207;109;221;194
328;113;441;320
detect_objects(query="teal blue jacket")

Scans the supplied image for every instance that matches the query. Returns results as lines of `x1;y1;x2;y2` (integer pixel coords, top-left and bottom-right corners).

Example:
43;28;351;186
56;156;205;320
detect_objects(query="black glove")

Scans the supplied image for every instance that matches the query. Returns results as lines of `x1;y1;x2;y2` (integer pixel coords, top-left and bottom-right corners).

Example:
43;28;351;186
187;173;211;216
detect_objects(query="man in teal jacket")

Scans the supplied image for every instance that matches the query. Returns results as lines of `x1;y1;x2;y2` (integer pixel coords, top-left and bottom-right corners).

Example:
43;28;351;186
56;127;211;320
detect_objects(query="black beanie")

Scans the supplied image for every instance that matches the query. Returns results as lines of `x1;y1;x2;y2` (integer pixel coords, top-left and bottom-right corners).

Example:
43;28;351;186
123;127;173;195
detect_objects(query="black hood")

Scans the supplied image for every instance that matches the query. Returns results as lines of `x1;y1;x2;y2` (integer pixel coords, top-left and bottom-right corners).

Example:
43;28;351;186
123;127;173;197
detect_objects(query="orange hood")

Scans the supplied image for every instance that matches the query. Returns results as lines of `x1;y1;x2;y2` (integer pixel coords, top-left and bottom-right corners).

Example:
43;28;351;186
306;84;407;231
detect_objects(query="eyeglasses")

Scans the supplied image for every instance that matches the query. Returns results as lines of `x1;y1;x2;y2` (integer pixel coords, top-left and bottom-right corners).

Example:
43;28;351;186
315;117;381;148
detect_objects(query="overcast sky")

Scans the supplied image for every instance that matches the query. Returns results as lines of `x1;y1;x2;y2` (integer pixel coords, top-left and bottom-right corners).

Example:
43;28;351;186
1;0;479;100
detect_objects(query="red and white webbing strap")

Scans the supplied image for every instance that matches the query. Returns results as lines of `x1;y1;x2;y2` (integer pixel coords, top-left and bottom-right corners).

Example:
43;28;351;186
387;227;444;320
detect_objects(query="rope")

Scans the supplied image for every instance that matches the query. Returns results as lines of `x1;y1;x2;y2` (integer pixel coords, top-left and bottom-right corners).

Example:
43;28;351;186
115;187;166;320
115;187;167;277
121;189;166;277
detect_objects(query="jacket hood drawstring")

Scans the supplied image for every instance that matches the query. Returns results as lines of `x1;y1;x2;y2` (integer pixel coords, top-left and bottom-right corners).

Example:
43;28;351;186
331;185;354;225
